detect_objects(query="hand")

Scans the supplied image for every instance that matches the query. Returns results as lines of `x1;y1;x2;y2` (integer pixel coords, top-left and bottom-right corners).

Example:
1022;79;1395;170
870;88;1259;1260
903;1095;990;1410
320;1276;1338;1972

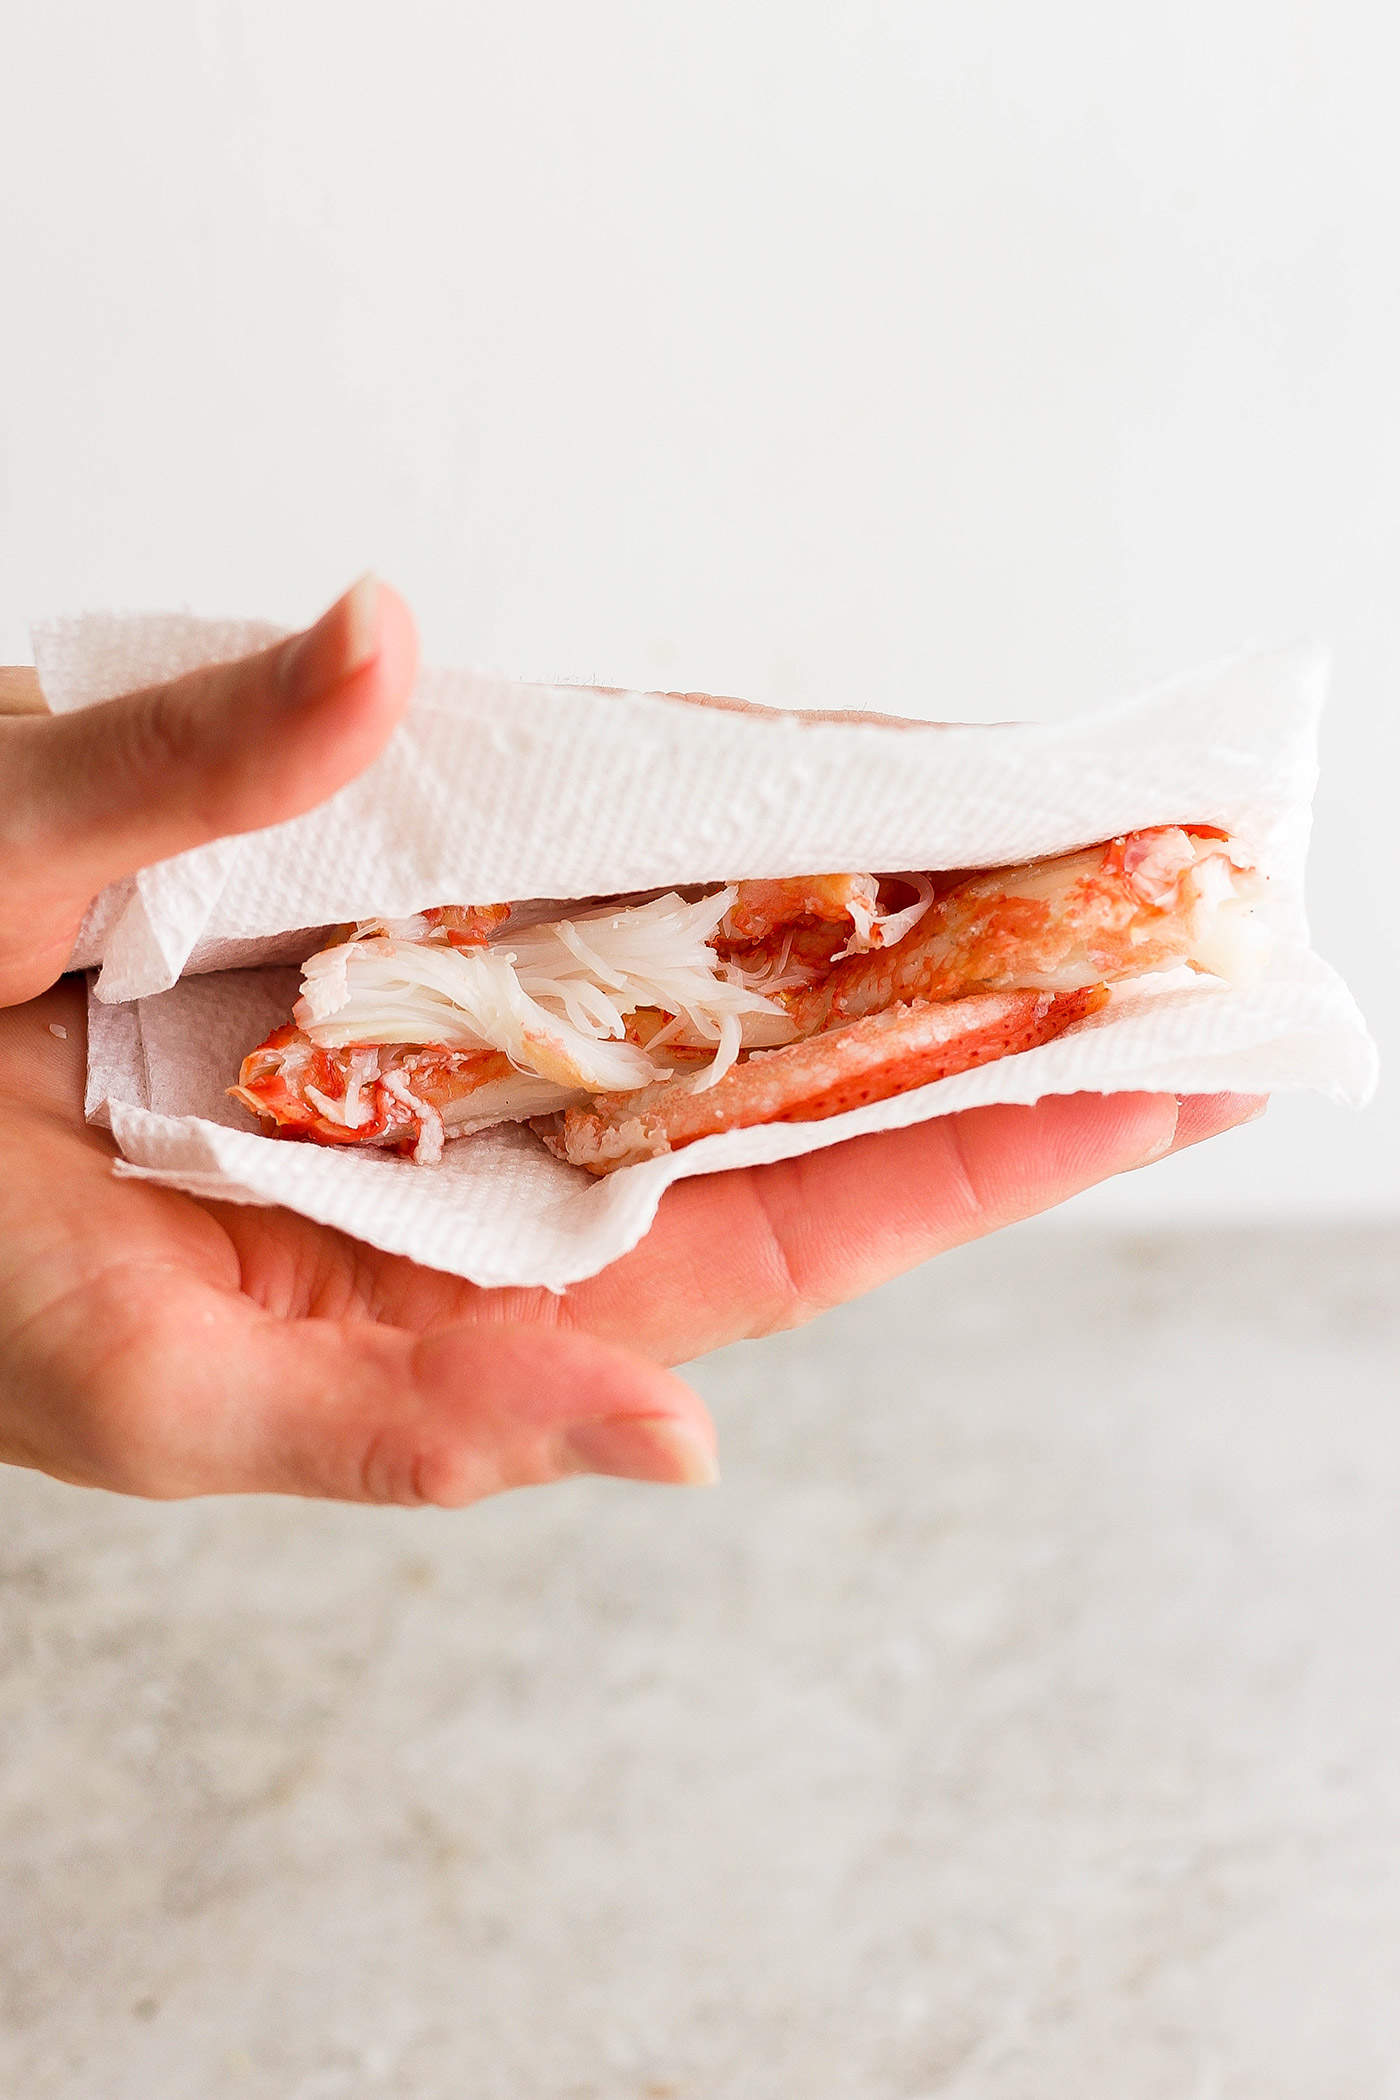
0;583;1264;1506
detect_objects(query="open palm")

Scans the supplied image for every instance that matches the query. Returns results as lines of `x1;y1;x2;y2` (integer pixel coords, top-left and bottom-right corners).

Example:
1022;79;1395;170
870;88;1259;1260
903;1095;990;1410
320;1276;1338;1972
0;584;1260;1505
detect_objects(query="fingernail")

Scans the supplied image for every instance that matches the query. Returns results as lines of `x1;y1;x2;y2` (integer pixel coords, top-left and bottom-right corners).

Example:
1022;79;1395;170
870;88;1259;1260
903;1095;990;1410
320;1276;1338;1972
1135;1095;1180;1165
564;1415;720;1487
1164;1090;1271;1159
278;574;380;702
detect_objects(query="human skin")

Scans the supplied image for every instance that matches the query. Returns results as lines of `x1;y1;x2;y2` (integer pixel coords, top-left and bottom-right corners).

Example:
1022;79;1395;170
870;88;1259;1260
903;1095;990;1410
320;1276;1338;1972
0;581;1264;1506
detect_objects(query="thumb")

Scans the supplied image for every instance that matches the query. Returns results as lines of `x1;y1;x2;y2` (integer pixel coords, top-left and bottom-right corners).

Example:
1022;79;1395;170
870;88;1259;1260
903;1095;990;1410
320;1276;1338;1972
12;575;417;894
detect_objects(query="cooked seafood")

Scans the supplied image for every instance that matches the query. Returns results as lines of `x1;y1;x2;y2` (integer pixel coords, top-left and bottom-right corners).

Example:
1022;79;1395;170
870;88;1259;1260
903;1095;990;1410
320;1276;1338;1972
540;987;1109;1175
231;826;1262;1172
229;1030;580;1165
782;827;1256;1031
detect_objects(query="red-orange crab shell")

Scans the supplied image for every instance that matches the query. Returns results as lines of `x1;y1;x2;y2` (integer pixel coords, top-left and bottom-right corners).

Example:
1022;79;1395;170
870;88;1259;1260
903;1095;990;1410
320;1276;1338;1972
718;875;880;947
785;828;1247;1034
423;903;512;950
229;1025;383;1145
538;984;1109;1175
231;1028;517;1153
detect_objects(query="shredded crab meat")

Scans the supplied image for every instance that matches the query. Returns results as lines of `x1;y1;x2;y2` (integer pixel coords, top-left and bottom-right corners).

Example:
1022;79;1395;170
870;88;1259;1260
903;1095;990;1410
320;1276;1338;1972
233;826;1265;1164
303;1083;347;1126
349;903;512;951
839;873;938;956
340;1048;381;1129
378;1068;446;1165
296;888;795;1093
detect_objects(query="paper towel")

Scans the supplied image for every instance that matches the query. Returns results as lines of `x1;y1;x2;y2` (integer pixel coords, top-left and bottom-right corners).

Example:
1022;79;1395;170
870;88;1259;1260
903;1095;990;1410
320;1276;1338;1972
36;615;1375;1290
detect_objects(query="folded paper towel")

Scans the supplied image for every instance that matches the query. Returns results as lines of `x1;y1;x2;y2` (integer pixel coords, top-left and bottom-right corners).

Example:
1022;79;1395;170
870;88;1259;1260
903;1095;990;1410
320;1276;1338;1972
36;615;1375;1290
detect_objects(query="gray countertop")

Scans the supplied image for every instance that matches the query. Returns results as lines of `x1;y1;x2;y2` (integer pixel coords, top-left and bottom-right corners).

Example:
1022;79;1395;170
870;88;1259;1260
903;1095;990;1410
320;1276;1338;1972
2;1222;1397;2099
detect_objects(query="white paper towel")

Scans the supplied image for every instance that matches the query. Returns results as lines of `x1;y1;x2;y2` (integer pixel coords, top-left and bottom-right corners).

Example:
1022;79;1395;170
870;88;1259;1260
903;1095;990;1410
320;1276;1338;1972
38;615;1376;1290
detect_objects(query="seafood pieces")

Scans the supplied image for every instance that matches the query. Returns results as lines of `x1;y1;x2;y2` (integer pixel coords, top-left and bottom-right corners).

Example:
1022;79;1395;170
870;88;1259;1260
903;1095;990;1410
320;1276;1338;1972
541;986;1109;1175
231;826;1261;1171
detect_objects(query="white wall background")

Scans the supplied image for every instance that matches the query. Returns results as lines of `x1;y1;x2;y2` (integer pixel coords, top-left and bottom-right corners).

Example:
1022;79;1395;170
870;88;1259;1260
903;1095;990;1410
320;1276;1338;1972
1;1;1393;1219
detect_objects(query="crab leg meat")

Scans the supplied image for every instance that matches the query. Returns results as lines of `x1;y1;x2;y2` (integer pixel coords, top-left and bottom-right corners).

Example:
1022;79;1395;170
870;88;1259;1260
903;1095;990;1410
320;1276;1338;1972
538;984;1108;1175
229;827;1260;1166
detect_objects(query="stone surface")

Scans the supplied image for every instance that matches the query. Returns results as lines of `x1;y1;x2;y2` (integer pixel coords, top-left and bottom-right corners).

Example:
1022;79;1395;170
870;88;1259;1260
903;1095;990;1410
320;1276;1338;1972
1;1223;1398;2099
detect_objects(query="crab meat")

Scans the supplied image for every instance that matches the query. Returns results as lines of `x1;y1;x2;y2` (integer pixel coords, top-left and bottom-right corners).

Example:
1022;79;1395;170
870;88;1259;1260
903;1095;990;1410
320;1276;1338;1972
538;985;1108;1174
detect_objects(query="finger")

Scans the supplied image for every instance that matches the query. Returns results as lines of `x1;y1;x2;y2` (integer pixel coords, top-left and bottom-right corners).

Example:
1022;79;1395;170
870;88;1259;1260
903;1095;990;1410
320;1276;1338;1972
600;1089;1269;1359
222;1090;1271;1368
277;1320;718;1506
546;1090;1185;1361
6;575;417;894
14;1274;716;1504
0;669;46;717
0;978;89;1117
1170;1090;1267;1151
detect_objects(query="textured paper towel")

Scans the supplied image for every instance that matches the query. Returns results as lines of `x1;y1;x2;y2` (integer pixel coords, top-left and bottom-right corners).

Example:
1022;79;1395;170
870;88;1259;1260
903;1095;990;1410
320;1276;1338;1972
39;615;1376;1290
